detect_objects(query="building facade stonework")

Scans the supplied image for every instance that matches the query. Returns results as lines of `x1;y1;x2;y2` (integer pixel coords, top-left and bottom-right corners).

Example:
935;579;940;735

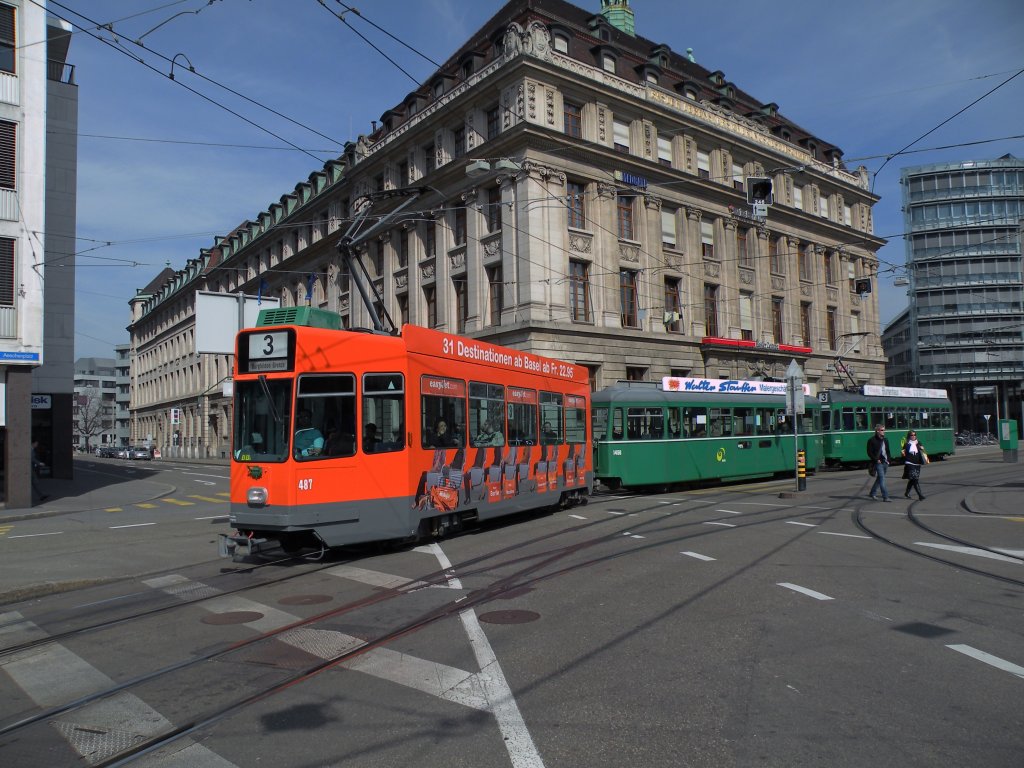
129;0;886;448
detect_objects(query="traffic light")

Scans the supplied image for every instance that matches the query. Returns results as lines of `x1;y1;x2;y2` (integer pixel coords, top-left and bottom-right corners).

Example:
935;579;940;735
747;177;773;205
855;278;872;294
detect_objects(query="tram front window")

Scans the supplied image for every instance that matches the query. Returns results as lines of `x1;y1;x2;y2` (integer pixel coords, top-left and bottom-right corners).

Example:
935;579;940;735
233;378;292;462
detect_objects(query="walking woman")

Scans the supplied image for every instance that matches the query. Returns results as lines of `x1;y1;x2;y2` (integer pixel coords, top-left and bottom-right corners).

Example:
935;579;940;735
902;430;928;500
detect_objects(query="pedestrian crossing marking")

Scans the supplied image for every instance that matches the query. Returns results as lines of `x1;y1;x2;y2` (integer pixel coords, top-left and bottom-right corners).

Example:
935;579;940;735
216;492;230;497
0;525;12;537
161;498;195;506
135;503;157;509
104;507;122;513
188;495;228;503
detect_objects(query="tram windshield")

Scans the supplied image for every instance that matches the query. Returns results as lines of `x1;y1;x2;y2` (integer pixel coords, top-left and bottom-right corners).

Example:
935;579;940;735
233;378;292;462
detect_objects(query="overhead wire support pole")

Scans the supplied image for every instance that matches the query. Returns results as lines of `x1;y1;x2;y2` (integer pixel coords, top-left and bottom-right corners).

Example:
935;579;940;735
336;186;433;334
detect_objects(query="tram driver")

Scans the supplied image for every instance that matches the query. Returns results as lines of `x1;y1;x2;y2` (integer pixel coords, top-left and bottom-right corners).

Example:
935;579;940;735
294;410;325;458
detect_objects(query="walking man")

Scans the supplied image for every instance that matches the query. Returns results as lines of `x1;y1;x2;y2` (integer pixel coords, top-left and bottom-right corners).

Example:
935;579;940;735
866;424;892;501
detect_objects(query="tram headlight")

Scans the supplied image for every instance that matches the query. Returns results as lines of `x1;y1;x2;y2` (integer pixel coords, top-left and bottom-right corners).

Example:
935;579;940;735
247;487;268;507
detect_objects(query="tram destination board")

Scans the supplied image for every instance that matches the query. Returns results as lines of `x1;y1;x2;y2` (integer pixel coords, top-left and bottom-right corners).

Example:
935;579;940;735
239;329;296;373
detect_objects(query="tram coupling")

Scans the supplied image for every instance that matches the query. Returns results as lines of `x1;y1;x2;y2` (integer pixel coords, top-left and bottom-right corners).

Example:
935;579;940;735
219;532;271;557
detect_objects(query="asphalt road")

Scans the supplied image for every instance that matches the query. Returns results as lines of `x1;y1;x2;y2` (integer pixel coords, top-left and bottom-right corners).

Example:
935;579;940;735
0;447;1021;767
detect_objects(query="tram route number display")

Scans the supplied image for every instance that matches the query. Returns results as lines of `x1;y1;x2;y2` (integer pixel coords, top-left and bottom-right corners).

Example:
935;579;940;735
247;331;289;372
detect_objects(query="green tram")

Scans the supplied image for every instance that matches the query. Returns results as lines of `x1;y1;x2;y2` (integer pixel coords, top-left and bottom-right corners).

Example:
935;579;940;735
591;378;823;490
819;385;955;467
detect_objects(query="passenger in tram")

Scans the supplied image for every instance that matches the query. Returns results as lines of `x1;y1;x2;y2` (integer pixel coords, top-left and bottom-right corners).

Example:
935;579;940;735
430;419;458;448
474;419;504;446
293;410;324;458
363;422;379;453
542;421;559;443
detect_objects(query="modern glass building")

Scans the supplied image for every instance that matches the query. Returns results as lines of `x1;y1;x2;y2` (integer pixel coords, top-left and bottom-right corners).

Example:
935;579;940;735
897;154;1024;432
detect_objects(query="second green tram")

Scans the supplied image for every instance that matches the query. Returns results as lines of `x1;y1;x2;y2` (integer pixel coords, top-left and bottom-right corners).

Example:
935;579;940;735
819;385;955;466
591;378;823;490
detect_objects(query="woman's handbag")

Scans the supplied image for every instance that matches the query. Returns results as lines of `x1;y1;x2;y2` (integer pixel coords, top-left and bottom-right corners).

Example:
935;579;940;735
922;451;930;464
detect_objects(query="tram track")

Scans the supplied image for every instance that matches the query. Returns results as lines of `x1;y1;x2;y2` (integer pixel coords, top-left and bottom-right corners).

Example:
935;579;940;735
1;486;827;765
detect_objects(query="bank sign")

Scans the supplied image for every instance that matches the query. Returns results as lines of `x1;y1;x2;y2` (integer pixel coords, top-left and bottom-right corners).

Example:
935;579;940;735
662;376;810;396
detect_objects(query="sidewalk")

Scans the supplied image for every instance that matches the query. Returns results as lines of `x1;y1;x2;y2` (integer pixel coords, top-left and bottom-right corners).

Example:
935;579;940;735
2;457;186;523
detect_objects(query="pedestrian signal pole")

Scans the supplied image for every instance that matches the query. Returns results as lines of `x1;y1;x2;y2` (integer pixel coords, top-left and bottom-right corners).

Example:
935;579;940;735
785;359;806;491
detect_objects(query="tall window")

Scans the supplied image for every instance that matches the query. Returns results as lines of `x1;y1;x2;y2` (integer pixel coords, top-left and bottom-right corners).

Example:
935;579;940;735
772;298;784;343
567;181;586;229
0;120;15;190
798;244;812;281
425;221;436;258
769;237;783;274
564;101;582;138
661;209;677;249
423;143;436;173
697;150;711;179
703;284;719;337
454;278;468;333
397;161;409;187
453;206;467;246
664;278;682;332
616;195;635;240
700;220;715;259
424;286;437;328
620;270;639;328
739;292;753;341
613;120;630;153
0;237;14;305
818;191;830;218
398;228;409;268
487;265;503;326
737;228;751;266
826;308;838;349
823;250;835;284
0;5;14;74
657;136;672;167
483;185;500;233
793;185;803;210
800;302;812;346
486;106;501;140
570;260;591;322
844;204;853;227
452;126;466;159
398;294;409;326
732;162;744;191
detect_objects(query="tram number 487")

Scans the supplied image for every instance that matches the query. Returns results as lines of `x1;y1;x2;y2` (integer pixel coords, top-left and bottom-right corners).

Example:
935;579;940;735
298;478;313;491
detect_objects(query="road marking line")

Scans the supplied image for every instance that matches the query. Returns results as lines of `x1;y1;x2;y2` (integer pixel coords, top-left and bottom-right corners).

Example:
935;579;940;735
607;511;625;516
9;531;64;539
216;492;230;497
703;521;735;528
817;531;872;539
160;498;195;506
144;574;221;601
716;509;742;514
134;503;157;509
568;514;587;520
915;542;1021;563
994;549;1024;558
110;523;156;529
194;515;229;521
188;495;228;503
104;507;122;513
623;533;645;539
786;521;817;527
778;582;834;601
326;564;437;591
0;525;12;536
947;644;1024;679
426;542;544;768
681;551;715;561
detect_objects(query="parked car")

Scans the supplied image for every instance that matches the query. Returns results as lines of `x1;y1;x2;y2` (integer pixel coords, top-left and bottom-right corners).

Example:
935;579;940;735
117;447;131;459
128;446;152;460
96;446;119;458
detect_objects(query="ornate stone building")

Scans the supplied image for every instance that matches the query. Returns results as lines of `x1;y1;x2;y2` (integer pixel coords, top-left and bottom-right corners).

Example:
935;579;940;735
129;0;886;454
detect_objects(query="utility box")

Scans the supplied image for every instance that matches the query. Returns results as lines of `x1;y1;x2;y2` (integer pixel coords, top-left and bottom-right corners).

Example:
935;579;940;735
998;419;1018;462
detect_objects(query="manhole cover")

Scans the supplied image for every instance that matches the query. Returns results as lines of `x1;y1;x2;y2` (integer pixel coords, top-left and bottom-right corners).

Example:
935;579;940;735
201;611;264;625
279;594;332;605
478;610;540;625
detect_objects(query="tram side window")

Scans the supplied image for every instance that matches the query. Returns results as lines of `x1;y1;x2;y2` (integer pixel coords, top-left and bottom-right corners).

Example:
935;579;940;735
507;391;540;444
841;408;855;431
363;373;404;454
884;410;897;430
708;408;732;437
627;407;662;439
565;397;587;444
540;392;563;444
896;407;909;430
821;409;832;431
911;410;924;429
421;376;466;449
869;408;884;430
756;407;775;436
611;408;624;439
684;406;707;437
799;410;816;433
854;407;868;431
776;409;792;434
234;378;293;462
733;407;754;436
294;374;356;461
592;406;609;441
667;407;682;437
469;382;506;447
940;408;952;428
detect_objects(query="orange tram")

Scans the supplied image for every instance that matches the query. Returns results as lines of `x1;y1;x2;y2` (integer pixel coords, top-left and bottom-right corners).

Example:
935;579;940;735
220;307;592;556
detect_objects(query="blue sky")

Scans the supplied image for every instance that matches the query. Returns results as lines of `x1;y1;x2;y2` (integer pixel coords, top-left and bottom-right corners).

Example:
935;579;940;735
53;0;1024;360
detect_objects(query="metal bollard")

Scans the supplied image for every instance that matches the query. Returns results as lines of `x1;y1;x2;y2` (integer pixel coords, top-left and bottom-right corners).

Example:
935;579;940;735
797;449;807;491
